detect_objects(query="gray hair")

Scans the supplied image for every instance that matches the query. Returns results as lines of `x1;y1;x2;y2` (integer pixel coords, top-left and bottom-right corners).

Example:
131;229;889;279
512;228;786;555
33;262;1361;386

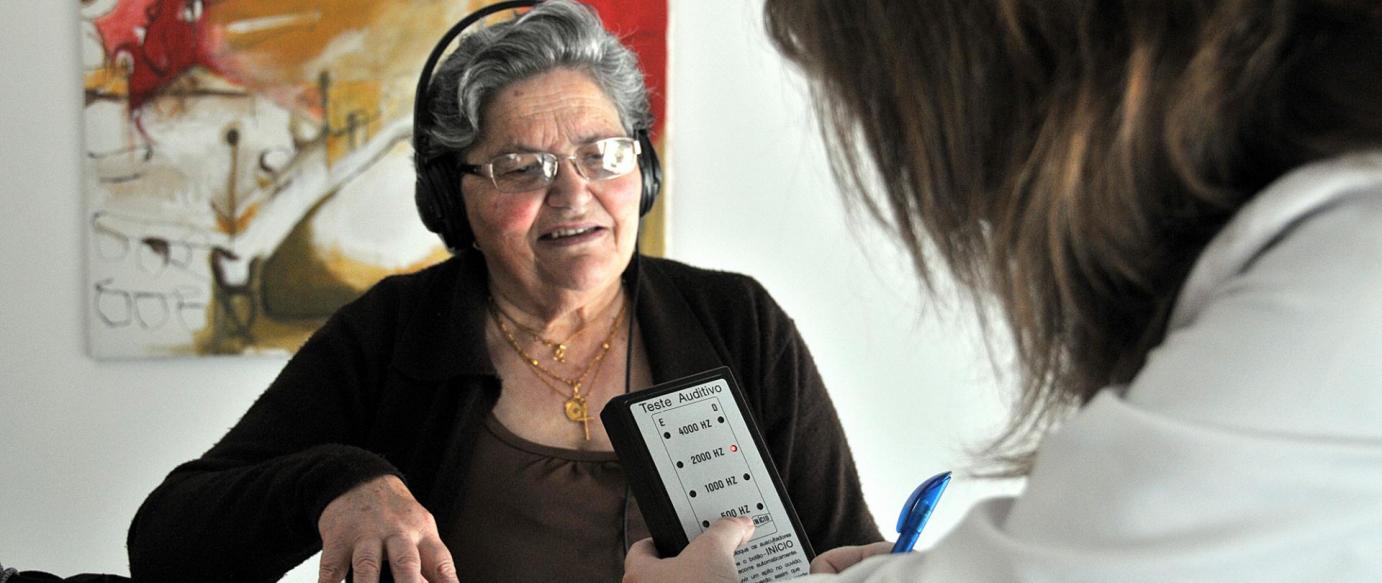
422;0;652;159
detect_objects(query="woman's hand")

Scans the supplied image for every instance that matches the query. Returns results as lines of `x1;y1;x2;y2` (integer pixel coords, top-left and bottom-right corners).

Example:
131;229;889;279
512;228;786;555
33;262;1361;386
623;516;755;582
316;475;459;583
809;541;895;574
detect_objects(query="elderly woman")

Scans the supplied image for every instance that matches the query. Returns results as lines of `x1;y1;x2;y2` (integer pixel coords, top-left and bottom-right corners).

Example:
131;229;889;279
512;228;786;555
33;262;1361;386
627;0;1382;581
125;2;878;582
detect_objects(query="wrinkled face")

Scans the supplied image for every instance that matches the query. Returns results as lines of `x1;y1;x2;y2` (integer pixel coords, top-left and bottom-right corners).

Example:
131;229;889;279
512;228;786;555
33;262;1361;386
462;68;642;302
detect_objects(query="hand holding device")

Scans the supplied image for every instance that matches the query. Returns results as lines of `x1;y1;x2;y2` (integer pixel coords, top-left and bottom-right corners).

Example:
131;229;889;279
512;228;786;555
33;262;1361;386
624;516;756;583
806;541;895;574
806;471;949;577
603;367;815;581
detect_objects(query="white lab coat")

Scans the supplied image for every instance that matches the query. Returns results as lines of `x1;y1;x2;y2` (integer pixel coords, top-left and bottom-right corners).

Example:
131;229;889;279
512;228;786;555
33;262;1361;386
810;152;1382;582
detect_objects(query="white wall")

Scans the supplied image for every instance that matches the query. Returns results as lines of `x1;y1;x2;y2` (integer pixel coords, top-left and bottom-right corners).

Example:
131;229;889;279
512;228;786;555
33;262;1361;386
0;0;1018;578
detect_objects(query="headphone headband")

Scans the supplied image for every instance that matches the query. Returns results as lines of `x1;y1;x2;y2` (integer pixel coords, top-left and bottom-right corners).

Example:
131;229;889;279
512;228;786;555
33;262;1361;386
412;0;542;162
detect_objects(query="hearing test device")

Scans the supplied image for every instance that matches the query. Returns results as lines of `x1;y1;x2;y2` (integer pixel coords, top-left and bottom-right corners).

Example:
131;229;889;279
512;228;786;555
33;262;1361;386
602;367;815;581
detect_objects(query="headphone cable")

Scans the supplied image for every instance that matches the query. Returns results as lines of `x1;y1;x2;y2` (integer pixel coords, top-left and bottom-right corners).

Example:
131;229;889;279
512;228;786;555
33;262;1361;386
620;233;644;556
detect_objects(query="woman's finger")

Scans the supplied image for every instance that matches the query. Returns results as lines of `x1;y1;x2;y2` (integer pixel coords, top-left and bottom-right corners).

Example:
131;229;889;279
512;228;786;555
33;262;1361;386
349;540;386;583
317;540;353;583
418;537;461;583
384;534;425;583
687;516;756;559
626;536;661;560
622;537;663;580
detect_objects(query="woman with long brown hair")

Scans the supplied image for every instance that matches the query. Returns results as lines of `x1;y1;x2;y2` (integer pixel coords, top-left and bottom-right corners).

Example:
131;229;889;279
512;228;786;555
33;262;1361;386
626;1;1382;580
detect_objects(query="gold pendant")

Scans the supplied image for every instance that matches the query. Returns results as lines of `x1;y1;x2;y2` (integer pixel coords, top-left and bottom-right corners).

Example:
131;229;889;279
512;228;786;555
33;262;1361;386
554;343;567;363
565;395;592;441
564;395;589;422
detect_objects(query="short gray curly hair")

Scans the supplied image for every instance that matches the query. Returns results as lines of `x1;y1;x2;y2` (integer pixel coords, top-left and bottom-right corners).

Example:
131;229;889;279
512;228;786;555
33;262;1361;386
421;0;653;160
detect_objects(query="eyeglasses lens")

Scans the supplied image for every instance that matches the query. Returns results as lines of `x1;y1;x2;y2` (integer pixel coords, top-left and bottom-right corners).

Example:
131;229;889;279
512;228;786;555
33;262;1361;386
490;153;555;192
577;139;638;180
487;138;638;192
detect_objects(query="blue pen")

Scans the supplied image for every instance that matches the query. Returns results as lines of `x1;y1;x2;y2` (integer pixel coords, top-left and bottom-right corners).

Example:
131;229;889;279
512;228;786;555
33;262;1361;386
891;470;951;553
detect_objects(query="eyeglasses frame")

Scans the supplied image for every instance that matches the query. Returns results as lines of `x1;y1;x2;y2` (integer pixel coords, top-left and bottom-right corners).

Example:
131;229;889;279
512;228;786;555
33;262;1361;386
457;136;643;193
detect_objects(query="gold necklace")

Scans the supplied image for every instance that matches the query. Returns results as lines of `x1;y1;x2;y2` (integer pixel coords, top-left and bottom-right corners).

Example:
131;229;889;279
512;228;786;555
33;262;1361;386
490;297;626;440
526;346;613;441
491;302;594;363
492;299;625;389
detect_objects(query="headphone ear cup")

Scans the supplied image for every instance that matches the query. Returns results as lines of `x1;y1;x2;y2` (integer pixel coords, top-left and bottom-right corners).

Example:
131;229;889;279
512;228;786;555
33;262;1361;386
415;153;471;250
441;164;473;248
636;129;662;216
415;157;444;236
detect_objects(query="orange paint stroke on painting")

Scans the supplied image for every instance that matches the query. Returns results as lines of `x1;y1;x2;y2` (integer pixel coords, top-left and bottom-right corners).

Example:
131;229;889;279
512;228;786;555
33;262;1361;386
206;0;466;121
214;201;259;235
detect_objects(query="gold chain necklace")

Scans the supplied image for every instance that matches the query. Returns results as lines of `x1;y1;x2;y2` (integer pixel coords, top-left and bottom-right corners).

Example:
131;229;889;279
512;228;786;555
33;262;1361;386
526;347;613;441
491;302;594;363
489;297;626;440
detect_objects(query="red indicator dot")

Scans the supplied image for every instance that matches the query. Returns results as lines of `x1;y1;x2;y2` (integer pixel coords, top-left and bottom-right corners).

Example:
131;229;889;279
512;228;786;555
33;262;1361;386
730;444;738;453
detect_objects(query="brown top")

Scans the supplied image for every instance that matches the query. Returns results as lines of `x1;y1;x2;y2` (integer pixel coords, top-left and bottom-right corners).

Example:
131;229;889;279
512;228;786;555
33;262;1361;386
447;413;651;581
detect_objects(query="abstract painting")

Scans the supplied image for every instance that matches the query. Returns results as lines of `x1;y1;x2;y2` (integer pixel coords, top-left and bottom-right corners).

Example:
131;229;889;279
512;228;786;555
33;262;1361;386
81;0;668;358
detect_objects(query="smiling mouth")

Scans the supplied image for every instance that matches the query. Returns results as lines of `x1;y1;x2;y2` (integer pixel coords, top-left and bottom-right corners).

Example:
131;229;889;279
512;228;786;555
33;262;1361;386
541;226;601;241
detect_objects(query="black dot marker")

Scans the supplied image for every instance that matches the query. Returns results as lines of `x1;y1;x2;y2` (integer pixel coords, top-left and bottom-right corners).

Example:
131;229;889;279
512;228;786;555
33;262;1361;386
677;461;684;468
690;490;697;498
744;473;751;481
663;432;671;439
702;520;710;528
718;416;725;423
757;503;764;510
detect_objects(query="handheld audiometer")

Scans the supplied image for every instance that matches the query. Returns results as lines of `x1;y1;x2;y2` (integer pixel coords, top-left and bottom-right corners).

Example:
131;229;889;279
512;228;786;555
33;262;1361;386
603;366;815;581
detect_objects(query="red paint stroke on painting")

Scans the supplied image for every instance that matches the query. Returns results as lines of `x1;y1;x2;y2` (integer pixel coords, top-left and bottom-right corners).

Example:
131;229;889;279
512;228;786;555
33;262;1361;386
95;0;236;122
582;0;668;140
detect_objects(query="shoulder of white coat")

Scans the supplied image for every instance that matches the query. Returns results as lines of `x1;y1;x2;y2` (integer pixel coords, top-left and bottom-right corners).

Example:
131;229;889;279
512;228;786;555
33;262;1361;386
1129;151;1382;438
1171;150;1382;327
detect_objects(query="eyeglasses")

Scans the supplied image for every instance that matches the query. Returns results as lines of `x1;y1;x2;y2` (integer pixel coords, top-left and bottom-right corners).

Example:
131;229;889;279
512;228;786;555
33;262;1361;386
459;136;642;193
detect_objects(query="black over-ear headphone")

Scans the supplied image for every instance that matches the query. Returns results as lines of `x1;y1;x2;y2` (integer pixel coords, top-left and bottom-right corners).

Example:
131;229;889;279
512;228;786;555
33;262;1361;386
412;0;663;251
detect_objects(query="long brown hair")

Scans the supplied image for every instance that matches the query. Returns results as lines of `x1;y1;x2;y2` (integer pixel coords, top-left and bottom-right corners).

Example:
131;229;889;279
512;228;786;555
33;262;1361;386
765;0;1382;474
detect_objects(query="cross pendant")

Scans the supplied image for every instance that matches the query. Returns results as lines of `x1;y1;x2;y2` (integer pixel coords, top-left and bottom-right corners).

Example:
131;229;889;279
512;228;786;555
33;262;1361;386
565;396;593;441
